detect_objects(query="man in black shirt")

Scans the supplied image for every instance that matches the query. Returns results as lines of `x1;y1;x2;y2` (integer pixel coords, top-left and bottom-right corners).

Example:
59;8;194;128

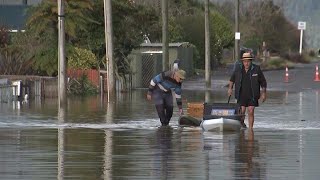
228;53;267;129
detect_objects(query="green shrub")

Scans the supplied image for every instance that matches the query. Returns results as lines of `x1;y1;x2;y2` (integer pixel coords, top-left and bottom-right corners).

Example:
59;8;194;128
67;74;98;96
309;50;316;57
68;47;97;69
260;57;294;70
280;52;310;63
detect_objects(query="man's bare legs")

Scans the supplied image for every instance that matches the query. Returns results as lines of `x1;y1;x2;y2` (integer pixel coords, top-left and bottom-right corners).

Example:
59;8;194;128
241;106;255;129
247;106;255;129
240;106;247;128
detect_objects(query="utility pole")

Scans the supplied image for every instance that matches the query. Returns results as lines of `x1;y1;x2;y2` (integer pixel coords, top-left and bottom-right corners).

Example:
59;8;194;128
235;0;240;61
57;0;66;109
204;0;211;97
104;0;115;102
162;0;169;71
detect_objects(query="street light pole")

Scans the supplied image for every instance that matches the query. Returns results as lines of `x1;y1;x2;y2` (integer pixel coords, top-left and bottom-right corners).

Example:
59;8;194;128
162;0;169;71
205;0;211;92
235;0;240;61
104;0;115;102
58;0;66;108
57;2;66;179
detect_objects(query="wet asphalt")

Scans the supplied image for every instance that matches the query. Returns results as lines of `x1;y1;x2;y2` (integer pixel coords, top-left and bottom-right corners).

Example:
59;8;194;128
183;61;320;92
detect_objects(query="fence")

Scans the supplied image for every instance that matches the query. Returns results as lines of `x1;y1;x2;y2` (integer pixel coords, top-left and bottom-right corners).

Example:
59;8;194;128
0;85;18;102
67;69;100;87
0;69;103;100
41;78;58;98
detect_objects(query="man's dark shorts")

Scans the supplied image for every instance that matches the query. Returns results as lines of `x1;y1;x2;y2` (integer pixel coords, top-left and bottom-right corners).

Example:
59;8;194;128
238;97;259;107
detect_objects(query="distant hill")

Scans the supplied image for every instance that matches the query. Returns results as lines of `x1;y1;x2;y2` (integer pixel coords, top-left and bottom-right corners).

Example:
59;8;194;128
209;0;320;49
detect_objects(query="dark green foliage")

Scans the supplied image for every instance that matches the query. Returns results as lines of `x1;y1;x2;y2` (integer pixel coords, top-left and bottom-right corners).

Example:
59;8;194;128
0;26;9;48
242;1;300;53
67;74;98;96
260;57;291;70
309;50;316;57
78;0;161;81
280;53;310;63
25;0;95;75
6;0;306;77
1;29;36;75
0;46;34;75
177;10;233;69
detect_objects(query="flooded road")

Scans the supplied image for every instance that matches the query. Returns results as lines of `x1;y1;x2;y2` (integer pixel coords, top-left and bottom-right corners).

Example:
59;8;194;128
0;63;319;179
0;89;319;180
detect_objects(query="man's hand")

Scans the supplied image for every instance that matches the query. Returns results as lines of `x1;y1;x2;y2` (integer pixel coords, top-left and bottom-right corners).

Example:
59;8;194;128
260;92;266;102
147;94;152;101
179;108;184;116
227;88;233;97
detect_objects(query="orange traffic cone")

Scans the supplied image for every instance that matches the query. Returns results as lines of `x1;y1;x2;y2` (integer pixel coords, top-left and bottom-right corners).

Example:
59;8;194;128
284;66;289;83
314;65;320;82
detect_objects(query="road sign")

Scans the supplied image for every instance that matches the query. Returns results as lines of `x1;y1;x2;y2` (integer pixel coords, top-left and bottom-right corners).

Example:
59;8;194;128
297;21;306;54
235;32;240;40
298;21;306;30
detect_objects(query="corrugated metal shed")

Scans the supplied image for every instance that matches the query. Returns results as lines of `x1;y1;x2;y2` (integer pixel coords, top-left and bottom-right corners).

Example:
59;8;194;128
130;42;194;88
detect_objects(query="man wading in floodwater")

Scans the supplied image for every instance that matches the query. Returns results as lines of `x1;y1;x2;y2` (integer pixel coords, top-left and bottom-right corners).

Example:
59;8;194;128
147;69;186;126
228;52;267;129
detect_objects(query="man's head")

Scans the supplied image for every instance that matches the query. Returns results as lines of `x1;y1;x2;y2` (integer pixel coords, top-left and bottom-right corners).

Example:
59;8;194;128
174;69;186;82
241;52;253;70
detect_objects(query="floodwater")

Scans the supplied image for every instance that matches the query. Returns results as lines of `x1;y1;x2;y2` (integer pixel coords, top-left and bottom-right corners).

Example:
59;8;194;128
0;87;319;179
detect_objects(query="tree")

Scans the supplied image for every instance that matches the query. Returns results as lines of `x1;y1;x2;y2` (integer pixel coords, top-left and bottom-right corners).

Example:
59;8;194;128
77;0;161;90
242;1;300;53
25;0;95;75
68;47;97;69
0;47;34;75
177;10;233;69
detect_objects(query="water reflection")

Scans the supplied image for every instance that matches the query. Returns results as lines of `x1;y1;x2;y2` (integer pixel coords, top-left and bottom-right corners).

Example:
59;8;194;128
234;130;262;179
155;126;173;179
103;102;114;179
203;131;240;179
1;88;320;179
202;130;265;179
58;106;65;180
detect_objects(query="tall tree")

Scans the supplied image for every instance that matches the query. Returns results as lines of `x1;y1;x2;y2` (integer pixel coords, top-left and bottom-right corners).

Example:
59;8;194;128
25;0;94;75
242;1;300;53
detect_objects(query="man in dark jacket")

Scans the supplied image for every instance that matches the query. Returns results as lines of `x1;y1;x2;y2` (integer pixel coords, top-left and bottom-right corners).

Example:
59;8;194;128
228;53;267;129
147;69;186;126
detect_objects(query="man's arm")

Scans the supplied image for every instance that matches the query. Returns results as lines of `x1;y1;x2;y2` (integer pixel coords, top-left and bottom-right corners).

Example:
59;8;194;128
258;67;267;102
147;73;164;100
174;86;183;115
228;81;234;97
